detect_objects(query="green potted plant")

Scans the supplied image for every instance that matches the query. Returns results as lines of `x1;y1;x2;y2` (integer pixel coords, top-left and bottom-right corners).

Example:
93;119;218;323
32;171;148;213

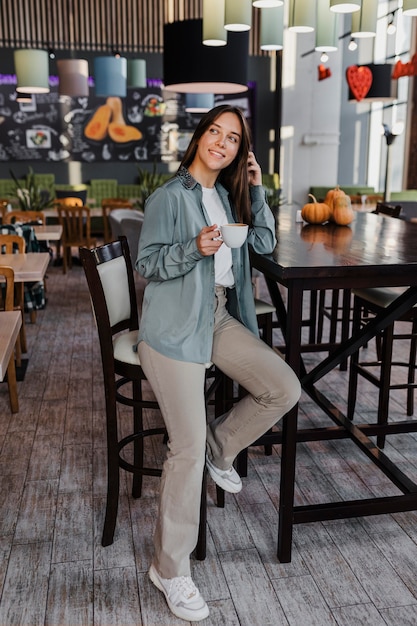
9;166;55;211
263;172;283;215
135;163;169;212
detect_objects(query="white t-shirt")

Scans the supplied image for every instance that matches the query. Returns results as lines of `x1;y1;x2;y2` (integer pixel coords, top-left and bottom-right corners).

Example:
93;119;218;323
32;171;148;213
202;186;234;287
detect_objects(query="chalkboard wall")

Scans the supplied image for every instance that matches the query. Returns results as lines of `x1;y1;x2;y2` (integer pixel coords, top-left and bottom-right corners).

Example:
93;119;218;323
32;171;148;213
0;49;275;185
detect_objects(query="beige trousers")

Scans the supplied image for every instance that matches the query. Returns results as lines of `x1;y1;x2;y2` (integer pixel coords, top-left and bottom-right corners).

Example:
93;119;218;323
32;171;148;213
137;286;301;578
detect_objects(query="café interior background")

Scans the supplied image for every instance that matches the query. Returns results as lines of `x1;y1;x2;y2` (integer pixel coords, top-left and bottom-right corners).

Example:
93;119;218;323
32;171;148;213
0;0;415;207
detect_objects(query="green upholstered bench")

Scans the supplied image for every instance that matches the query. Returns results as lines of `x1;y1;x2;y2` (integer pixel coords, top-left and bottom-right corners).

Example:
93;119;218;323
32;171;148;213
390;190;417;201
309;186;376;202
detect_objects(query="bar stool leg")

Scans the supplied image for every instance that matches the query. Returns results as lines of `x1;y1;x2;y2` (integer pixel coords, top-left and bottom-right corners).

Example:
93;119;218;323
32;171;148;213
347;298;362;421
377;324;394;449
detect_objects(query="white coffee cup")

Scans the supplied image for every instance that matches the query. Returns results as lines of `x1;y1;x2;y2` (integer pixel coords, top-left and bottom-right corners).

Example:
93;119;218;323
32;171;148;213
220;223;249;248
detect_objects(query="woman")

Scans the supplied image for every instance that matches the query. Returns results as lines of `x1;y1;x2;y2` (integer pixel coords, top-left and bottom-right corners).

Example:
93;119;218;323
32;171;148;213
136;104;301;622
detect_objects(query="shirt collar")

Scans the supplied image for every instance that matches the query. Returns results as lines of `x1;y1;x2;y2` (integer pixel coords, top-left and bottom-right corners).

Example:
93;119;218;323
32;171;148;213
176;166;197;189
176;166;229;199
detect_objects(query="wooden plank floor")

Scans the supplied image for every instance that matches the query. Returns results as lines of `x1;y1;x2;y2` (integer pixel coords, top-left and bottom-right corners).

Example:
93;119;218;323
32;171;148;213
2;260;417;625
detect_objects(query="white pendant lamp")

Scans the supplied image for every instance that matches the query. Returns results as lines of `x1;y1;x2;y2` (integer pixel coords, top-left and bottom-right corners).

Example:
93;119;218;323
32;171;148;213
288;0;315;33
94;56;127;97
127;59;147;88
185;93;215;113
403;1;417;16
253;1;283;7
14;49;50;93
260;5;284;50
203;0;227;46
57;59;89;96
316;0;339;51
224;0;252;32
330;0;361;13
351;0;378;38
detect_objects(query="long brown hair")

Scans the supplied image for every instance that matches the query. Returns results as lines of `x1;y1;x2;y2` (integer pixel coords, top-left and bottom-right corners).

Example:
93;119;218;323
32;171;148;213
180;104;252;224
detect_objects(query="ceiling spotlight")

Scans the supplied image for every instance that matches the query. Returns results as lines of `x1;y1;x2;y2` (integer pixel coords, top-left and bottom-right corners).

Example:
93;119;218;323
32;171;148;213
320;52;329;63
348;38;358;51
387;13;396;35
381;121;404;145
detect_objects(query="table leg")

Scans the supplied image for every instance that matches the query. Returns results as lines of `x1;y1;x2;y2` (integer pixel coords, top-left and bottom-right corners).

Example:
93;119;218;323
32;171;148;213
308;290;318;344
277;283;303;563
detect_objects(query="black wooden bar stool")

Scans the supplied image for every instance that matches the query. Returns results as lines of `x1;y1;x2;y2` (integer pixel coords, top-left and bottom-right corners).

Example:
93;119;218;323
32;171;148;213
348;286;417;448
80;237;223;557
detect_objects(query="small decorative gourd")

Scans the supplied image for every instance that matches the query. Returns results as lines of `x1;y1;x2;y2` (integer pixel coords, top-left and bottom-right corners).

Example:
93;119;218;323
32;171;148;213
301;194;331;225
332;195;355;225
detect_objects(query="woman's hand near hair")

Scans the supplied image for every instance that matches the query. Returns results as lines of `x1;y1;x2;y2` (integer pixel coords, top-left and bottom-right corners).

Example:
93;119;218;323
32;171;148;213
247;151;262;186
197;224;223;256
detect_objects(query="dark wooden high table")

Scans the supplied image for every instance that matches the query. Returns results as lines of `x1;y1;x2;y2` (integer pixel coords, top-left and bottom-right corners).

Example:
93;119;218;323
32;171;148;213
250;206;417;563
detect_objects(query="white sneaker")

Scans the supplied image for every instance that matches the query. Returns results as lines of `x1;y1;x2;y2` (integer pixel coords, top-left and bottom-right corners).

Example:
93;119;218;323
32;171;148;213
149;564;209;622
206;455;242;493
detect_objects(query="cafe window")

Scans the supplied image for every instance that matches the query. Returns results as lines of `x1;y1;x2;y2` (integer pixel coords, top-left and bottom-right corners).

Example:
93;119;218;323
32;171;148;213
367;0;413;194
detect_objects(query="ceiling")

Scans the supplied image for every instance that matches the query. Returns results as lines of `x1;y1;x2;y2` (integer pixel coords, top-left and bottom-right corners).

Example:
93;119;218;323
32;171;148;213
0;0;262;55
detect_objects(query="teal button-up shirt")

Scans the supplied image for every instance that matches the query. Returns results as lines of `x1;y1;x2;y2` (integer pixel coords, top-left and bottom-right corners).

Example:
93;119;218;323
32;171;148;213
136;167;276;363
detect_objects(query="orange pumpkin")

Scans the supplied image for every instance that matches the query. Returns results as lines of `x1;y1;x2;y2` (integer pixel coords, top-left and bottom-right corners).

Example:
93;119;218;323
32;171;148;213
324;186;350;221
301;194;331;224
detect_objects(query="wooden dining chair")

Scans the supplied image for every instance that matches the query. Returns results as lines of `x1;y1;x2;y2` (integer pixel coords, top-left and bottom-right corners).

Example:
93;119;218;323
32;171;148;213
53;199;83;261
54;197;83;207
101;198;134;243
0;234;27;365
57;205;96;273
0;199;9;223
0;266;19;412
3;210;45;225
79;236;222;554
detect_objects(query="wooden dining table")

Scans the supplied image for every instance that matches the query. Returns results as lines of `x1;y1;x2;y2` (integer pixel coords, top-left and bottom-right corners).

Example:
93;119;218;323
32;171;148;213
33;224;63;241
0;252;50;283
0;310;22;412
0;311;21;379
250;206;417;563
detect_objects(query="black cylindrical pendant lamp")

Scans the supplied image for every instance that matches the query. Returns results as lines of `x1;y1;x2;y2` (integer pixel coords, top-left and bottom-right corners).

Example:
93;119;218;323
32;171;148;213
164;19;249;94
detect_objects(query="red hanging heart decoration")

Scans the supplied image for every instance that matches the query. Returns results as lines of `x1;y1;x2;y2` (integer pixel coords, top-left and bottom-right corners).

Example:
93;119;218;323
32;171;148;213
346;65;373;102
318;64;331;81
